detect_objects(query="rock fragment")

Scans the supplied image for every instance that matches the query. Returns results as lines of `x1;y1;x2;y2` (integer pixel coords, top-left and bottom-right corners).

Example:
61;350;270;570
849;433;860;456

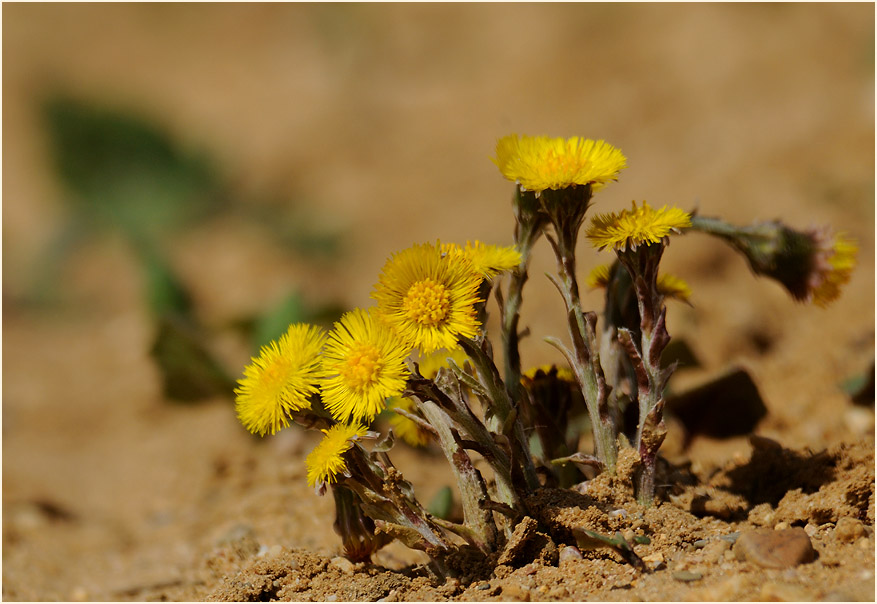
733;528;816;568
834;517;866;543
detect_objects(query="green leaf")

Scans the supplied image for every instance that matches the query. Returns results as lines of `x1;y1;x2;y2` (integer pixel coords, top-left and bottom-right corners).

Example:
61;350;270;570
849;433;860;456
427;486;454;520
42;95;220;240
149;314;237;403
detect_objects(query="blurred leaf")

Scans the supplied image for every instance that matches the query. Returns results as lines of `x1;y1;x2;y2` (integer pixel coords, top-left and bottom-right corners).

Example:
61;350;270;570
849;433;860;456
251;292;346;352
242;202;343;260
132;235;194;318
42;95;221;240
841;362;875;406
149;314;237;403
427;486;454;520
253;291;307;350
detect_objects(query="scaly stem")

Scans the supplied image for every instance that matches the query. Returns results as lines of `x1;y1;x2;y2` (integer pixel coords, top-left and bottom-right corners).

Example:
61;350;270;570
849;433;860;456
550;235;617;473
457;337;540;493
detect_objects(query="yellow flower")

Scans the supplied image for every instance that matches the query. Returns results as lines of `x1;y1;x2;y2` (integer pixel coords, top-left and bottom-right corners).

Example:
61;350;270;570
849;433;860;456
372;242;482;353
442;240;522;279
387;396;432;448
417;347;470;377
810;232;857;307
586;202;692;251
522;364;576;384
306;423;368;488
586;264;612;289
493;134;627;193
587;263;692;302
234;323;325;437
657;273;692;303
321;308;411;424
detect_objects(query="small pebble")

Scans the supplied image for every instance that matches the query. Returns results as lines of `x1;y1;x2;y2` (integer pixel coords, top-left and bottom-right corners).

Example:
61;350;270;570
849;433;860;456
718;532;740;544
804;523;819;537
326;595;338;602
642;551;665;570
701;539;730;564
329;556;355;575
835;517;866;543
673;570;703;582
773;521;790;531
559;545;583;562
733;528;816;569
502;582;530;601
622;529;636;543
759;582;816;601
548;585;568;599
476;581;491;590
608;508;628;519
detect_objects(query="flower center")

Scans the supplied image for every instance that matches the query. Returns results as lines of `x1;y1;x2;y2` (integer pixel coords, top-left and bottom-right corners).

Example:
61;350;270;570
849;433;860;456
403;278;451;327
340;343;383;391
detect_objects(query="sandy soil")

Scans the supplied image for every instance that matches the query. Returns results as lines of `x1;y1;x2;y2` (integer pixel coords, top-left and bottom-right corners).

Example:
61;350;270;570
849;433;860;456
3;4;874;601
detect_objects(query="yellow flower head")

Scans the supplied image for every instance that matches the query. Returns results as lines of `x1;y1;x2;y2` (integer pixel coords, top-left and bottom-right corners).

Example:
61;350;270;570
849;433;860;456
306;423;368;488
586;264;612;289
493;134;627;193
657;273;693;303
387;396;432;448
234;323;325;437
522;364;576;384
442;240;522;279
587;202;692;252
372;242;482;353
587;263;692;302
321;308;411;424
810;231;857;307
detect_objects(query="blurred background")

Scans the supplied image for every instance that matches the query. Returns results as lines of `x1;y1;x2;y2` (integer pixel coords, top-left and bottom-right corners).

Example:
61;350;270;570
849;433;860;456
3;4;874;600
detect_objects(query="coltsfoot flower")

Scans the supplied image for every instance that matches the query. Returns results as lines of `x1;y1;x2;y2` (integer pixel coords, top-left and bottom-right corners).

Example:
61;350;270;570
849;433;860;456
493;134;627;193
687;216;857;307
442;240;522;279
372;242;482;353
587;263;692;302
321;308;411;424
586;202;692;251
386;395;432;448
306;423;369;488
234;323;325;436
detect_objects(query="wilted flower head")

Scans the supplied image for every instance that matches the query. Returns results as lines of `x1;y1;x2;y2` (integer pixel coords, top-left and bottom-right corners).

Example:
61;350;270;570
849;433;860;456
808;230;857;307
689;217;858;308
493;134;627;194
587;202;692;252
234;323;325;436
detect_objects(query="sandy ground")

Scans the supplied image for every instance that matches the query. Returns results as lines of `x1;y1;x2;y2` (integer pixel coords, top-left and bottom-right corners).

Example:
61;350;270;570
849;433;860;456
2;4;874;601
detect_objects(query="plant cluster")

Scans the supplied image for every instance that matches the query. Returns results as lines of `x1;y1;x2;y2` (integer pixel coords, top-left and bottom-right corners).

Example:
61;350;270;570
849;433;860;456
233;134;857;576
